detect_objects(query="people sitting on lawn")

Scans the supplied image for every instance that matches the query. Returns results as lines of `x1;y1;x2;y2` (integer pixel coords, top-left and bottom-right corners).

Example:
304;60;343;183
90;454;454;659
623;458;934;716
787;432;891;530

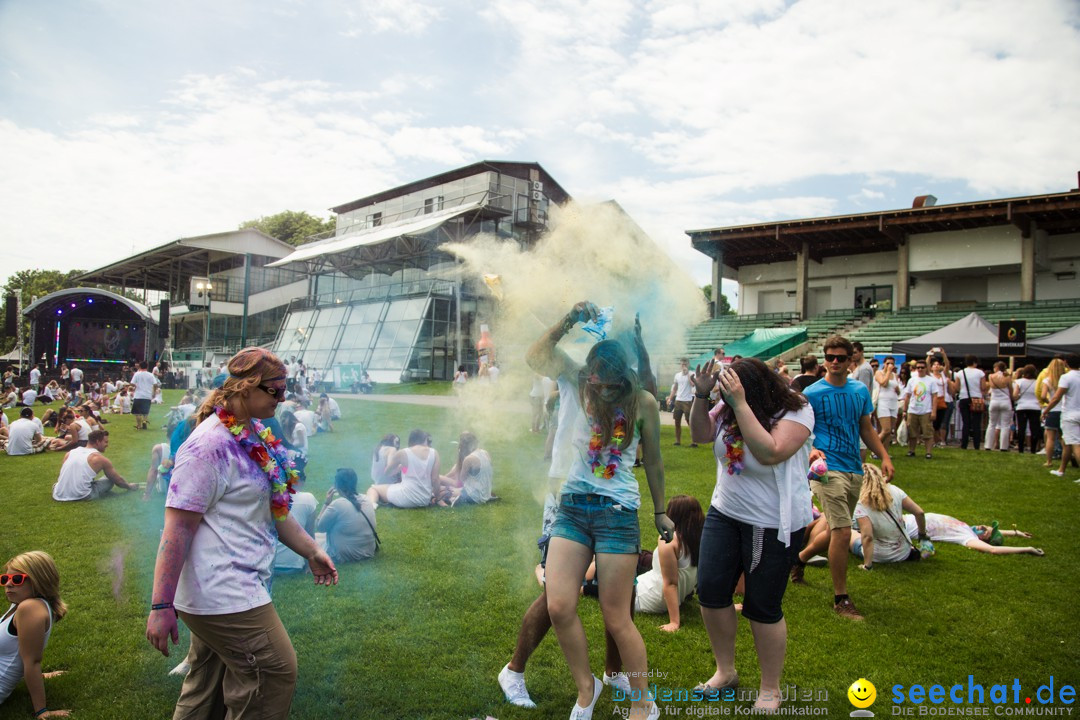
367;428;441;509
437;431;494;506
52;430;140;501
47;408;81;452
280;410;308;460
370;434;400;485
317;468;379;562
0;550;70;717
143;414;187;500
3;407;49;455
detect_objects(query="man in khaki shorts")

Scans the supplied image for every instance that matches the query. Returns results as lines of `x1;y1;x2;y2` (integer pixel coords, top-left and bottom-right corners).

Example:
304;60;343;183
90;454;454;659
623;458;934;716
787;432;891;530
796;336;894;620
902;359;940;459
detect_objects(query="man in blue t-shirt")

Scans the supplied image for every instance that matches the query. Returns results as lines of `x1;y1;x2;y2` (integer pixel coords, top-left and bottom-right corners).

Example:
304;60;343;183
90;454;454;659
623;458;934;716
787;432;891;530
796;335;894;621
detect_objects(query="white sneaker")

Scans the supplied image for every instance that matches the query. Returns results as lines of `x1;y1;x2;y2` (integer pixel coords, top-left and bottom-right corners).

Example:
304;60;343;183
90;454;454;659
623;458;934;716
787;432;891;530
603;671;632;696
806;554;828;567
569;676;604;720
498;664;536;709
1050;470;1065;477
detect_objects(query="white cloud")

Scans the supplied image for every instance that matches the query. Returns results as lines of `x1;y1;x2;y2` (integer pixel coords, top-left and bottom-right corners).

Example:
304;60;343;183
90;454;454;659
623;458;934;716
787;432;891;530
0;71;518;274
340;0;443;36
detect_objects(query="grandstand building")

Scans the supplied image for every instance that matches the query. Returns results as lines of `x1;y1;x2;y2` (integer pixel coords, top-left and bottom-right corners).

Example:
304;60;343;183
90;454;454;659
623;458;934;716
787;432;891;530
688;188;1080;319
684;186;1080;361
266;161;570;383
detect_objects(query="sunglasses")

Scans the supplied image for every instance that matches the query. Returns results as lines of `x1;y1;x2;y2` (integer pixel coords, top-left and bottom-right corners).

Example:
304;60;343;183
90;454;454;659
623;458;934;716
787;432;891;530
824;354;849;363
915;365;927;369
0;573;28;586
258;384;287;398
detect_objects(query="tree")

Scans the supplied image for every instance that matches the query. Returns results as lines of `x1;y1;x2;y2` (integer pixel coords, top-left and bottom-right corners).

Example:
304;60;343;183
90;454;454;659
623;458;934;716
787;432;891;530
1;270;89;354
240;210;335;246
702;284;735;316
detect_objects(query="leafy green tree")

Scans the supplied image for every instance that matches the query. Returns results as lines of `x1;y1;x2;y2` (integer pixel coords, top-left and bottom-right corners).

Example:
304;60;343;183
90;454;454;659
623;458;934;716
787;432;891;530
702;284;735;316
240;210;335;246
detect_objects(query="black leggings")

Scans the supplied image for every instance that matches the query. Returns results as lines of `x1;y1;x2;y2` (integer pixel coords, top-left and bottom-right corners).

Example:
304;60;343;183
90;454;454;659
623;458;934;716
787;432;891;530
1015;410;1043;454
958;399;983;450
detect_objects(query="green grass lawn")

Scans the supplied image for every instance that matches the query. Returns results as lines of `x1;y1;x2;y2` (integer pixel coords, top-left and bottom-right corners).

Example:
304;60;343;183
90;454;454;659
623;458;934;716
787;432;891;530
1;393;1078;719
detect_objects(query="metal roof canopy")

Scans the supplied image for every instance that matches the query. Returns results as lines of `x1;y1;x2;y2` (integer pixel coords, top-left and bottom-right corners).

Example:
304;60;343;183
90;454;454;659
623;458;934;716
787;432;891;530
75;228;296;291
23;287;154;322
268;201;482;267
687;190;1080;268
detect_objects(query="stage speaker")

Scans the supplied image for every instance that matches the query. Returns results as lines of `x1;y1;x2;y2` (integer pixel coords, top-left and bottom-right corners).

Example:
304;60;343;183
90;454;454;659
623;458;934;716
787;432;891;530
4;295;16;335
158;301;170;338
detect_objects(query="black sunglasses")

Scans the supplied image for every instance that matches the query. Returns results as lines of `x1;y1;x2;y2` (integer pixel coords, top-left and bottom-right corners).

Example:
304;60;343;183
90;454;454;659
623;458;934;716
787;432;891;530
0;573;28;586
824;354;849;363
258;384;286;398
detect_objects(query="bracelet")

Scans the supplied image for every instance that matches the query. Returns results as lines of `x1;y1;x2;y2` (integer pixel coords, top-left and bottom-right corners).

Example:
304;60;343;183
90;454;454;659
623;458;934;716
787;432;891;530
151;602;174;611
694;393;710;399
35;708;48;717
654;511;666;515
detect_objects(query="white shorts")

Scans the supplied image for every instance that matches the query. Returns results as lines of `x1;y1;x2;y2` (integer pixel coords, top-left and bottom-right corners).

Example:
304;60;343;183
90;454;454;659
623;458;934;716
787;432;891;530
1062;413;1080;446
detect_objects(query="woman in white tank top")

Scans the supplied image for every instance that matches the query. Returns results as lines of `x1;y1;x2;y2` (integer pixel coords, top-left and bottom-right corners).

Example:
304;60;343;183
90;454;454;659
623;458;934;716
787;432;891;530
367;429;440;509
631;495;704;630
985;362;1013;451
1;550;68;715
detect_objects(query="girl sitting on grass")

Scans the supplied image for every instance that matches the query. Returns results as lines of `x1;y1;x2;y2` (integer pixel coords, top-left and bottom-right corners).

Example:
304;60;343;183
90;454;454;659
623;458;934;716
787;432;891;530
437;431;493;506
1;550;69;718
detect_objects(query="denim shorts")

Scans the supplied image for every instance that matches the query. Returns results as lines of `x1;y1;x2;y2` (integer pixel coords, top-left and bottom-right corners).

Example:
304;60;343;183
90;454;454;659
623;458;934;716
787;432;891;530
698;507;803;624
550;493;641;555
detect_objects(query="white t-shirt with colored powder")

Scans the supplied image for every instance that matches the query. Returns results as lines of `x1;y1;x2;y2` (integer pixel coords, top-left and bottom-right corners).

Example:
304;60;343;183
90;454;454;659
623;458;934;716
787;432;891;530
166;415;277;615
853;485;912;564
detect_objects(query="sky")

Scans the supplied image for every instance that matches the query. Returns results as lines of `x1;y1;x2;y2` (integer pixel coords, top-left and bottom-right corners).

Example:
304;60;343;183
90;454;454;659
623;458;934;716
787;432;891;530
2;0;1078;307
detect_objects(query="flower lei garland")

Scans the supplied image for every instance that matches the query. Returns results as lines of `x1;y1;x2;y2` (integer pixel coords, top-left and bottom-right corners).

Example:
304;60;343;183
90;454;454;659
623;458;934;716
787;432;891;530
587;408;627;479
722;420;745;475
215;406;296;520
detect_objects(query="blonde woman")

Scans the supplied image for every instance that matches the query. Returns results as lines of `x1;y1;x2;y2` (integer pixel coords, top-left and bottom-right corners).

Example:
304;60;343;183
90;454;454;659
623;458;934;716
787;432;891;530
984;362;1013;452
1039;358;1066;467
145;347;337;719
1;550;69;718
849;465;930;568
874;356;901;446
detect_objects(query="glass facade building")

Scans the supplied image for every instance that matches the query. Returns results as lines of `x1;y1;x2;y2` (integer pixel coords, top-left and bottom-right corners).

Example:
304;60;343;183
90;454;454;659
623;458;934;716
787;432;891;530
270;161;570;384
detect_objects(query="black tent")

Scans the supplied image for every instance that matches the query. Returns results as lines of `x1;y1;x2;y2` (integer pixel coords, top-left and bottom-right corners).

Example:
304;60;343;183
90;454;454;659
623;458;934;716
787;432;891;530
1028;323;1080;357
892;312;1000;358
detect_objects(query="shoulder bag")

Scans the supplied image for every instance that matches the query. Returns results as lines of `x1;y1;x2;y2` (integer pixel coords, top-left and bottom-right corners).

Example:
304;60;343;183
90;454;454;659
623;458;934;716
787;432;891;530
963;370;985;413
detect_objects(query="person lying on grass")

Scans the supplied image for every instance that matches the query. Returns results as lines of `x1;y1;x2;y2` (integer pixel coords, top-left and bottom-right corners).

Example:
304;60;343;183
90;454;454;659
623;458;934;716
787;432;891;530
850;465;1043;566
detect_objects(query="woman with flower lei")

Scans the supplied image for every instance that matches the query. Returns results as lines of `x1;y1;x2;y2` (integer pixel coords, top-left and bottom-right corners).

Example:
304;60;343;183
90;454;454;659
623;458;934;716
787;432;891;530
526;300;672;720
146;347;337;719
688;358;814;712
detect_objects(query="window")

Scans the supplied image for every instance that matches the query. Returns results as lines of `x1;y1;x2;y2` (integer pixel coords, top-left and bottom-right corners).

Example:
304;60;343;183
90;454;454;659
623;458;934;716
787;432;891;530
368;212;382;228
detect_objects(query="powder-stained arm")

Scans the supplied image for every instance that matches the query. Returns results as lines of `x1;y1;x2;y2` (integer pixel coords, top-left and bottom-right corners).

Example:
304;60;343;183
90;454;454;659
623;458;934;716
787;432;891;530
145;507;202;656
526;301;597;380
638;390;673;542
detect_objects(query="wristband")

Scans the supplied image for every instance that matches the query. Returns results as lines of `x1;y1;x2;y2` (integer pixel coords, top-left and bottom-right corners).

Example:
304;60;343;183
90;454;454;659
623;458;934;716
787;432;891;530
151;602;174;611
35;708;48;717
694;393;710;399
654;511;666;515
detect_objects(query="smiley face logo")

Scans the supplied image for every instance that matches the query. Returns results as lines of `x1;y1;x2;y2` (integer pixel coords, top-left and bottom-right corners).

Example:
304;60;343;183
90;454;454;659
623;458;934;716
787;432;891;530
848;678;877;708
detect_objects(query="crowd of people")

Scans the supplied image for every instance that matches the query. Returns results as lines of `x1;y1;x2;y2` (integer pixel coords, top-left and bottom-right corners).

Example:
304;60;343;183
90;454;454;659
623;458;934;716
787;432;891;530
2;330;1073;719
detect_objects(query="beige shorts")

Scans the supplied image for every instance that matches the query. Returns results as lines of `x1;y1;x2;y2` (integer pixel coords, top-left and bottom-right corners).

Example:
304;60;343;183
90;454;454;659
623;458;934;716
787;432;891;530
810;471;863;530
907;413;934;442
673;400;692;420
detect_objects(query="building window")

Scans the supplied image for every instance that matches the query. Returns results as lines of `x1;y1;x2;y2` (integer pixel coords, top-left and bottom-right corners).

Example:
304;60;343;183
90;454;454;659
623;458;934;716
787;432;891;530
424;198;433;214
368;212;382;228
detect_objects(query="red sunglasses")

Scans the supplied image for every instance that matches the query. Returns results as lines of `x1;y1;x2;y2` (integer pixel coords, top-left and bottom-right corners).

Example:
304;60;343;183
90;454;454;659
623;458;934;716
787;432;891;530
0;573;29;586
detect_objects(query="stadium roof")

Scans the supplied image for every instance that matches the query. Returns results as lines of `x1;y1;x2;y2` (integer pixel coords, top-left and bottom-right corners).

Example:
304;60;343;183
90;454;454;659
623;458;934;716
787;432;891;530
687;189;1080;269
76;228;295;291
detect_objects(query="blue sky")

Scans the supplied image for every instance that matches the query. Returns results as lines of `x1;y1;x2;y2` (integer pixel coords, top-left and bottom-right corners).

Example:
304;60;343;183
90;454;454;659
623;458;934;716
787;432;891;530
2;0;1078;306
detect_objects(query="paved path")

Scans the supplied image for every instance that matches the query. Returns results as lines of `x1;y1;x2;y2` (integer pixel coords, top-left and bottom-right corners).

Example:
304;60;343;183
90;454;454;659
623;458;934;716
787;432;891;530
329;392;679;425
